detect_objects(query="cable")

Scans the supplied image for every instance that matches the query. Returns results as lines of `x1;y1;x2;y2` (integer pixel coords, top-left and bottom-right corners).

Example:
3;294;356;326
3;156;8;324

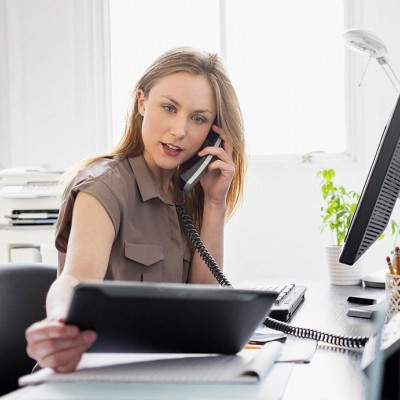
176;204;232;287
176;203;370;349
263;316;368;348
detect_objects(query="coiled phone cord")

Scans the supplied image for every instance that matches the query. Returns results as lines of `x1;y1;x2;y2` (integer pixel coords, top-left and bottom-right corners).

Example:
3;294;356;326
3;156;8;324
176;203;370;349
176;203;232;287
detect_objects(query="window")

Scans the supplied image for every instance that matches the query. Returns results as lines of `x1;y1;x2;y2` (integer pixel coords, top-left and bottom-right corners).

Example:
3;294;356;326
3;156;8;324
109;0;220;146
109;0;346;156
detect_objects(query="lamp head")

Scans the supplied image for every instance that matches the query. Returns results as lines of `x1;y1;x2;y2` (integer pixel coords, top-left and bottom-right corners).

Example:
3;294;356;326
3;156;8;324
343;29;387;58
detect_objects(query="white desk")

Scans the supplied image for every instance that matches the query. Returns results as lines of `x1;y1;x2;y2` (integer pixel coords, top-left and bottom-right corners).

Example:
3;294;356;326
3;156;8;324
1;281;380;400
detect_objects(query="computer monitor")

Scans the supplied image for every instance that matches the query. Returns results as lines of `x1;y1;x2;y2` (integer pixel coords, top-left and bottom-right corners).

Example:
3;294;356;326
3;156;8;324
340;95;400;265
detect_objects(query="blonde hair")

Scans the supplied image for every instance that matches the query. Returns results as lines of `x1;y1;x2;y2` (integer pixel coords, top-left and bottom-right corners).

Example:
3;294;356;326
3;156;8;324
68;47;246;229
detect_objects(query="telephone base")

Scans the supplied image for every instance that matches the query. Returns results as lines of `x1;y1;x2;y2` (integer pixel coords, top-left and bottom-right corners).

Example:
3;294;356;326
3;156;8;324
362;269;386;288
259;284;306;322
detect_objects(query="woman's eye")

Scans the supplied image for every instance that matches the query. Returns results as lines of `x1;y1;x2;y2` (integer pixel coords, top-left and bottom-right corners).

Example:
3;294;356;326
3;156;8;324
193;116;206;124
163;105;175;113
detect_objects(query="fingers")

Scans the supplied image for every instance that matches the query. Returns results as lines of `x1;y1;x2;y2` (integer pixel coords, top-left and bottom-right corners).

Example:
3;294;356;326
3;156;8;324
54;354;85;373
28;329;96;363
26;319;97;372
198;126;234;164
198;145;231;163
206;158;235;178
26;319;79;341
198;138;235;179
197;125;236;200
41;340;94;372
211;124;234;159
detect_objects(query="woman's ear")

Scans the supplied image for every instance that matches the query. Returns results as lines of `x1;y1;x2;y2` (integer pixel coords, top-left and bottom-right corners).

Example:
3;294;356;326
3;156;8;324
137;89;146;116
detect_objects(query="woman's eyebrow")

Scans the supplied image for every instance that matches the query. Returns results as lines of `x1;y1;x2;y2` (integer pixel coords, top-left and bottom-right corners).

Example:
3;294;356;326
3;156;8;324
160;95;213;114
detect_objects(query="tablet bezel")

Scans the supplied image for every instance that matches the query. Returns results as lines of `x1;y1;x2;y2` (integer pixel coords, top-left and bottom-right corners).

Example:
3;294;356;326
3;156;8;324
65;281;278;354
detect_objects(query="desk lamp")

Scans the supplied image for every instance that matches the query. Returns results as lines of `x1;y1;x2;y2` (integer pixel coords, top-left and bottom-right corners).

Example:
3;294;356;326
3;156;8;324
343;28;400;93
341;29;400;289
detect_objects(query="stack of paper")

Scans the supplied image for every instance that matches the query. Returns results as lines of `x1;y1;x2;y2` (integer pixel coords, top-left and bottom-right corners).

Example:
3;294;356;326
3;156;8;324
5;209;59;226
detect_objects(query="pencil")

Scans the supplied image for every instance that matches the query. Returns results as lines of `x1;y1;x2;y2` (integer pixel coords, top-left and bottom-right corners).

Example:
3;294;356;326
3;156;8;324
244;344;263;350
386;256;395;275
395;247;400;275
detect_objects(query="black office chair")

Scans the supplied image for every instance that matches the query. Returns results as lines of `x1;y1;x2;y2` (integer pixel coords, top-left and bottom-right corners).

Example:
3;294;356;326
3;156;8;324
0;263;57;395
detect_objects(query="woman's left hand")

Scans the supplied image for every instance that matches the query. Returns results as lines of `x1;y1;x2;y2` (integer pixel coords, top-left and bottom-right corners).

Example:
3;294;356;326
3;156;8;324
198;125;235;205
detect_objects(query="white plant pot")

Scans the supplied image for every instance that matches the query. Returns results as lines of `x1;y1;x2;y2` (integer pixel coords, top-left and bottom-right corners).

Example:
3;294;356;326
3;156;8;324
325;245;363;285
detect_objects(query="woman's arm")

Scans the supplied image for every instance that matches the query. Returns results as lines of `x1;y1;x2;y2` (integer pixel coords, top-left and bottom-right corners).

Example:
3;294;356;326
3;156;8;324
46;191;115;318
188;125;235;284
188;201;227;284
26;191;115;372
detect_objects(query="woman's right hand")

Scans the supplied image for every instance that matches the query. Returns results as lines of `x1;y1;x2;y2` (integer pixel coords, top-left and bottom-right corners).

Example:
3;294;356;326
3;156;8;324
25;318;97;373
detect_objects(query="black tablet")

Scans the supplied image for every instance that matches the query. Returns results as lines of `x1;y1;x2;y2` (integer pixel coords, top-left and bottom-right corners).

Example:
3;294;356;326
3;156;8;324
65;281;278;354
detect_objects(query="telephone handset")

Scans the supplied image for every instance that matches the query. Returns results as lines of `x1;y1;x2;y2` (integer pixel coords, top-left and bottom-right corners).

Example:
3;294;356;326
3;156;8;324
174;128;369;349
178;129;222;192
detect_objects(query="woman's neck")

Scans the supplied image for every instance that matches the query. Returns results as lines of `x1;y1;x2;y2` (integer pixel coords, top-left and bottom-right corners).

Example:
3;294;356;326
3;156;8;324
143;152;176;202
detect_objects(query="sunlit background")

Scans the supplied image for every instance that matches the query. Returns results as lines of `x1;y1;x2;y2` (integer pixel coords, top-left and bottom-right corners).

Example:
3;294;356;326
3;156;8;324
109;0;345;156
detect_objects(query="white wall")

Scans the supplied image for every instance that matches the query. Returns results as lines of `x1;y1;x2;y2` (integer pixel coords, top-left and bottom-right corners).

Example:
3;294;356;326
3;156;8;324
1;0;400;283
0;0;112;171
0;0;113;264
225;0;400;284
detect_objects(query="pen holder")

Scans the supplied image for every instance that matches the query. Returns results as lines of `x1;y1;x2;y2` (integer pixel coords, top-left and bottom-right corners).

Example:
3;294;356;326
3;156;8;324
385;273;400;320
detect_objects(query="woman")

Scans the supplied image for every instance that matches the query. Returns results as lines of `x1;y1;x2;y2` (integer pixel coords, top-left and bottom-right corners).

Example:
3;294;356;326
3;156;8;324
25;47;246;372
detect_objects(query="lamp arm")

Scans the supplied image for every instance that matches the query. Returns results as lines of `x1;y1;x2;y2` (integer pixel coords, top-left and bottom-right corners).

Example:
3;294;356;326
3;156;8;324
377;57;400;93
358;57;372;87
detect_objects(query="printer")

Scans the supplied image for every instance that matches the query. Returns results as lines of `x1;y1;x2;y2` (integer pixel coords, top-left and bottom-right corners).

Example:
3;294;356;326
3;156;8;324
0;168;63;226
0;168;63;263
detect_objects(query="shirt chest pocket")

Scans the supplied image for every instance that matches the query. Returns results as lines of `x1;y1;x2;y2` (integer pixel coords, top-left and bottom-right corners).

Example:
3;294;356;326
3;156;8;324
124;243;165;267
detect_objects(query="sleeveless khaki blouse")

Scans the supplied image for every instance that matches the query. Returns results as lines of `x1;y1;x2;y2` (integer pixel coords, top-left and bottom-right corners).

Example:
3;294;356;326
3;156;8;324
55;155;192;283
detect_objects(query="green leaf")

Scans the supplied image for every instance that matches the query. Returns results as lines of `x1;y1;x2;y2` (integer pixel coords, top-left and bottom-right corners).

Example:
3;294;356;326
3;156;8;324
336;210;347;219
391;219;398;235
317;167;360;245
349;203;357;213
323;214;331;223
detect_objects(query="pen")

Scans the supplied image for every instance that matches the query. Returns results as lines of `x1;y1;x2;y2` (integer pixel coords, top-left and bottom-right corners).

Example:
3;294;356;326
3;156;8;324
387;256;395;275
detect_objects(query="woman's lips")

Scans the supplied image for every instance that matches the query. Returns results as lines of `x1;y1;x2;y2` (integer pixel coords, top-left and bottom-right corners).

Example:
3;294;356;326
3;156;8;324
162;142;182;156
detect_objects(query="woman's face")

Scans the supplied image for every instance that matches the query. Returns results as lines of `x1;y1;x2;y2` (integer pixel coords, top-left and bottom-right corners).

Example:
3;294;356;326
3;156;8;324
138;72;217;173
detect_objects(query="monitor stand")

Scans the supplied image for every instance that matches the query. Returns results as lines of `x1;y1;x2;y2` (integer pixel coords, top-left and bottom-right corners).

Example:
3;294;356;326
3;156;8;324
362;269;386;289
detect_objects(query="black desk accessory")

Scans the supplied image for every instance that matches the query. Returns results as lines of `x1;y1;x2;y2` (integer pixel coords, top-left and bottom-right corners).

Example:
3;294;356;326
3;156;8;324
347;293;384;305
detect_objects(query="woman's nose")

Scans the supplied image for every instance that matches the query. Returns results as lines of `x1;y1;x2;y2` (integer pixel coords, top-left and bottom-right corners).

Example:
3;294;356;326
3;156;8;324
171;117;187;139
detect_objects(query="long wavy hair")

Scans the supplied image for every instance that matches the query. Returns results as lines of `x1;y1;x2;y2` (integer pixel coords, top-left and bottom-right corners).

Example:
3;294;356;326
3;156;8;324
68;47;246;230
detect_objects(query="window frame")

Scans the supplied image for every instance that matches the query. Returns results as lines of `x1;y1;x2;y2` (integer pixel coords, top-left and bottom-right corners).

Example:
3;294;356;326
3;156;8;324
107;0;365;171
218;0;366;171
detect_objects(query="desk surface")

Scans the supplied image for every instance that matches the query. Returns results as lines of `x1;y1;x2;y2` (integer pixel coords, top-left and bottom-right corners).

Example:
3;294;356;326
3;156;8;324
280;281;379;400
1;280;381;400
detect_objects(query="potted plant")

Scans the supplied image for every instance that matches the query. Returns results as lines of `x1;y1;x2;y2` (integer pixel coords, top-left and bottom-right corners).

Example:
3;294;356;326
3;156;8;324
317;169;360;246
317;169;362;284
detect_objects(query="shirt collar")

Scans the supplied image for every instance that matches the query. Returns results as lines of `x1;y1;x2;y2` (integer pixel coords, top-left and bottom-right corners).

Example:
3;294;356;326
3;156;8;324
128;155;174;205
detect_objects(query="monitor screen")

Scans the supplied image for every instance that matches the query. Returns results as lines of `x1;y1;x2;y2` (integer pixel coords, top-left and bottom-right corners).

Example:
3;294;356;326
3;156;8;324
340;95;400;265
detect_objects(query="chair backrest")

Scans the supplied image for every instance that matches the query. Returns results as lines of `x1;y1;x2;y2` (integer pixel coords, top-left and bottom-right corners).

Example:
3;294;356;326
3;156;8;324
0;263;57;395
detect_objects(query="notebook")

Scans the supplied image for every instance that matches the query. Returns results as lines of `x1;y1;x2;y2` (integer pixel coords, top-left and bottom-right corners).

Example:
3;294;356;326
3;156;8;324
65;281;279;354
19;342;285;386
